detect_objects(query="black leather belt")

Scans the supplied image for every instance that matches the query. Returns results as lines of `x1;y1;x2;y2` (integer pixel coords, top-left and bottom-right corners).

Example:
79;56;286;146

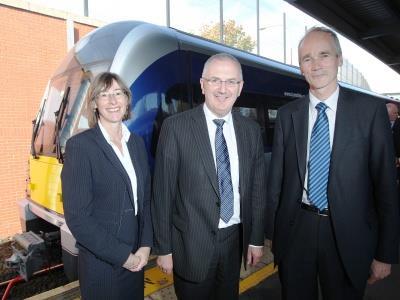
301;203;329;217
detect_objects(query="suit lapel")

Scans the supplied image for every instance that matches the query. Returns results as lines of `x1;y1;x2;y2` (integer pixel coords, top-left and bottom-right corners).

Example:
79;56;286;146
189;105;219;196
127;136;144;212
232;113;247;199
92;125;135;205
292;97;309;186
330;89;353;177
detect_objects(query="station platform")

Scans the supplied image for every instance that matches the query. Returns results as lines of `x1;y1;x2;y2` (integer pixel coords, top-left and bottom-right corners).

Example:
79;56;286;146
25;242;400;300
240;247;400;300
26;240;276;300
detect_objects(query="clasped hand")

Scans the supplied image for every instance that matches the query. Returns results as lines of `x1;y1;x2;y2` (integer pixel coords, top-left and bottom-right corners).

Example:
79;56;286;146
157;254;173;274
123;246;151;272
368;259;391;284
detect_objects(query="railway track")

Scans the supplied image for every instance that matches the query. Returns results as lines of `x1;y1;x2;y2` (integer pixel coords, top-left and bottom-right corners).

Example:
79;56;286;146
1;239;276;299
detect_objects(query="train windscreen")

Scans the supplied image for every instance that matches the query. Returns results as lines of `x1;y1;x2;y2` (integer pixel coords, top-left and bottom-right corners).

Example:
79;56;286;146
32;67;87;159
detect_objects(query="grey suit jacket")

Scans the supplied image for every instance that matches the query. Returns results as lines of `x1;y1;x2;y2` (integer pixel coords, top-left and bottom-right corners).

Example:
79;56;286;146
152;104;266;282
268;87;399;290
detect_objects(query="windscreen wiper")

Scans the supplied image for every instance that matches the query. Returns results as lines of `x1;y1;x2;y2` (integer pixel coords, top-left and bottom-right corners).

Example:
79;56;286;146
53;87;70;163
31;97;47;159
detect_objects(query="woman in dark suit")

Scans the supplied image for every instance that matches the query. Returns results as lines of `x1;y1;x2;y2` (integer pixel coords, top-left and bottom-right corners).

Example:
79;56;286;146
61;72;152;299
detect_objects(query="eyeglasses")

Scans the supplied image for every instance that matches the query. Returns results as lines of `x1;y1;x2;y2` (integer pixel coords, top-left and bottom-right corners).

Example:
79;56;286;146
202;77;242;87
97;90;126;100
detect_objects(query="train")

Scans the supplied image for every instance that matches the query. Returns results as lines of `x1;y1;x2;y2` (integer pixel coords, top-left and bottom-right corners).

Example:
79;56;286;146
14;20;393;281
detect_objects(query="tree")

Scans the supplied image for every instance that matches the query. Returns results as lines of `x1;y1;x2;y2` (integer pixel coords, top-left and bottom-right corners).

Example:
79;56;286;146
199;20;256;52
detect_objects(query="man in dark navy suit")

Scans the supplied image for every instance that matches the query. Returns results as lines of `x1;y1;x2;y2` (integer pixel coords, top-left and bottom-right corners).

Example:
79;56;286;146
387;103;400;169
268;27;399;300
387;102;400;216
152;53;266;300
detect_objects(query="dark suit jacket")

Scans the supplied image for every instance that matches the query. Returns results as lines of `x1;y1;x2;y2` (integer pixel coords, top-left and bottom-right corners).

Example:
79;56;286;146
61;125;152;298
392;117;400;157
267;87;399;290
152;104;266;282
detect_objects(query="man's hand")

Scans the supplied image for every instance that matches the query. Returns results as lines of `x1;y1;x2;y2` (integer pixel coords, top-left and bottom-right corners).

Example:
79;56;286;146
247;246;263;266
157;254;173;275
367;259;391;284
131;247;151;272
123;253;141;271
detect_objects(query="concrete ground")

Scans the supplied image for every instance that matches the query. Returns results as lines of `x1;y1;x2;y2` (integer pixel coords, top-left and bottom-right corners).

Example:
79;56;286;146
240;247;400;300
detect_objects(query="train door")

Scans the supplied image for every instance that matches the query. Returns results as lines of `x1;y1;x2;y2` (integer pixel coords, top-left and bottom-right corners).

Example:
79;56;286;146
234;90;290;152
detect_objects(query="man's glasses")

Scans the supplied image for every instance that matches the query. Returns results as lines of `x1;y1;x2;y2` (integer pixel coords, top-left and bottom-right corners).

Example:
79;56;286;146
202;77;242;87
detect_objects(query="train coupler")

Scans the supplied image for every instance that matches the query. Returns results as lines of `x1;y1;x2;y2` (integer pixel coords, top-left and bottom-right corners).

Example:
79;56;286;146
5;231;48;280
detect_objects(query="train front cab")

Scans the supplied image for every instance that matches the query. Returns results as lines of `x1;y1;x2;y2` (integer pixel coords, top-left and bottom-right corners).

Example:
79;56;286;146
19;57;91;280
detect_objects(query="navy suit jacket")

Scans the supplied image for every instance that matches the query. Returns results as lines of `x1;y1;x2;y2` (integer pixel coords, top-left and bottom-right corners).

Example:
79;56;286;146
392;118;400;157
62;125;152;296
267;87;399;290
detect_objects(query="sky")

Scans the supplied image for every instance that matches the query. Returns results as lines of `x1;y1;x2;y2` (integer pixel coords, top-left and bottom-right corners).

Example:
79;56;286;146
28;0;400;94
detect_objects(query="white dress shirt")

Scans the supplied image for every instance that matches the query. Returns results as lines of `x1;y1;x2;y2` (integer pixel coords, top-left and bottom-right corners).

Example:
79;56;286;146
99;121;138;215
302;86;339;204
203;104;240;228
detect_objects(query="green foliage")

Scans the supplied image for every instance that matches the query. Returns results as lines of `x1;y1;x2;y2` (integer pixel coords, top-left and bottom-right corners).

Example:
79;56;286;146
199;20;255;52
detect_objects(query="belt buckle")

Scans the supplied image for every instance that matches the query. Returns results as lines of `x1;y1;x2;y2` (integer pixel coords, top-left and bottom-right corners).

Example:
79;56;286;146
301;203;329;216
317;209;328;217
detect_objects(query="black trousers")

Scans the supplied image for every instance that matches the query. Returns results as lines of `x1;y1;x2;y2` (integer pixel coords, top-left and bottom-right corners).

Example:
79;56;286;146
278;209;365;300
173;224;242;300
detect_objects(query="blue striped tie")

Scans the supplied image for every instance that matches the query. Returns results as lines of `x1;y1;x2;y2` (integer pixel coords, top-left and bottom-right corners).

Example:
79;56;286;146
308;102;330;210
213;119;234;223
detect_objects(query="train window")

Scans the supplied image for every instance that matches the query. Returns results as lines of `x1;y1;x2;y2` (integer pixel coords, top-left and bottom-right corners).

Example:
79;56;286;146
149;83;189;157
63;78;90;138
265;108;278;151
163;83;190;115
33;69;86;157
190;82;204;107
77;113;89;131
233;107;258;121
33;76;68;156
234;91;270;151
187;51;208;106
132;91;159;121
268;109;277;123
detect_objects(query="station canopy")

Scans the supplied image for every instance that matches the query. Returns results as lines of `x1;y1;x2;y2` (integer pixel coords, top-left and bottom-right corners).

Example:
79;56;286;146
286;0;400;75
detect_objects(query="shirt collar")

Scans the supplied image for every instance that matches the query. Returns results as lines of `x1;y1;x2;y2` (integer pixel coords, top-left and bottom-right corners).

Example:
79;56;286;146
203;103;232;124
98;121;131;144
309;85;339;113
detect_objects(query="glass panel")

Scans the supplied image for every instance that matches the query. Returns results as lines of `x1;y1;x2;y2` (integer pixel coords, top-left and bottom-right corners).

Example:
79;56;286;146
268;108;277;122
33;67;85;156
233;107;258;121
33;76;67;156
61;78;91;149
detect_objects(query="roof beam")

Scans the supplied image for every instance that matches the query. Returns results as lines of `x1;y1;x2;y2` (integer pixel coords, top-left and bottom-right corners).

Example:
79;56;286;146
285;0;400;75
361;23;400;40
387;57;400;66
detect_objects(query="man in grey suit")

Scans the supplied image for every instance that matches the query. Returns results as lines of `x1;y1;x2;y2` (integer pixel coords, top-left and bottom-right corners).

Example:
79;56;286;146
268;26;399;300
152;53;266;300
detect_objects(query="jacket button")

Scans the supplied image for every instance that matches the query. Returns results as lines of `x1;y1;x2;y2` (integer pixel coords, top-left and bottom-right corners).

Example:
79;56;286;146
216;202;220;207
211;230;216;235
289;220;295;226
